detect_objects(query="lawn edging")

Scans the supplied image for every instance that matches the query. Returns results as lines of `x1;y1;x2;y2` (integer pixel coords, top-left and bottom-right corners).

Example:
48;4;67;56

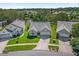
48;44;59;52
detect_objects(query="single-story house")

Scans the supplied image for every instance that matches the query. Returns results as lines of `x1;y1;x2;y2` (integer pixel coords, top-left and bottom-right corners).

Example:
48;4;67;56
11;19;24;28
6;24;23;37
57;21;79;41
5;20;24;37
0;22;2;30
0;20;7;30
0;29;12;39
28;22;51;38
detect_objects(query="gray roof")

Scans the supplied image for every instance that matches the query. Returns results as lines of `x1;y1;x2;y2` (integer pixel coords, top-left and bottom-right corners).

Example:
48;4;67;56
0;29;11;35
29;22;51;32
6;19;24;32
6;25;18;32
57;21;79;32
6;24;21;32
11;19;25;28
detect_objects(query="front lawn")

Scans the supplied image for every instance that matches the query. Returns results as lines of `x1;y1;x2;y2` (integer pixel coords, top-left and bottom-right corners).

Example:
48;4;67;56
7;22;39;45
3;45;36;52
50;23;59;44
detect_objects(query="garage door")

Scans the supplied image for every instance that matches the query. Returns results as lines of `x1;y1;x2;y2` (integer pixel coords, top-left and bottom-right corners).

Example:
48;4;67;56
40;35;50;39
59;36;70;42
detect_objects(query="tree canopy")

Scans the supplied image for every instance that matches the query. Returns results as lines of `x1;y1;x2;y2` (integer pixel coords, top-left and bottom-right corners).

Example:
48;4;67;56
0;7;79;23
71;23;79;37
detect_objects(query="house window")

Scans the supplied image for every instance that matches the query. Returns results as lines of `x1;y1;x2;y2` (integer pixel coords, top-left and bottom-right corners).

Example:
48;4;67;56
37;32;40;35
31;32;34;35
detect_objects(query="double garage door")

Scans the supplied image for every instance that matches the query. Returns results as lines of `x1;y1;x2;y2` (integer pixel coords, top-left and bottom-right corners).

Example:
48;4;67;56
59;36;70;42
40;35;50;39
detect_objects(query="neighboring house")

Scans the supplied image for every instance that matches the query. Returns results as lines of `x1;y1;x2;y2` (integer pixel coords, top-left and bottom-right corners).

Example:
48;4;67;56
0;29;12;39
57;21;79;41
6;24;22;37
0;20;7;30
28;22;51;38
0;22;2;30
5;20;24;37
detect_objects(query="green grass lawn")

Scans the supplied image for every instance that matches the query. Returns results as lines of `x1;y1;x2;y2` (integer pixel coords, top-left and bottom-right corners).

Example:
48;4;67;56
49;45;59;52
4;45;36;52
0;27;2;31
7;22;39;45
50;23;59;44
49;23;59;51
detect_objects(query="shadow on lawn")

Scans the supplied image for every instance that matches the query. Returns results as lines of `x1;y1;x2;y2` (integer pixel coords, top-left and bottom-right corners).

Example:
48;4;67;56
27;35;37;39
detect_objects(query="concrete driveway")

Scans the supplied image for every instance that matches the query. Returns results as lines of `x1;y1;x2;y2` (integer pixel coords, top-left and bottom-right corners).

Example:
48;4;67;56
0;40;9;54
33;38;50;51
59;40;73;54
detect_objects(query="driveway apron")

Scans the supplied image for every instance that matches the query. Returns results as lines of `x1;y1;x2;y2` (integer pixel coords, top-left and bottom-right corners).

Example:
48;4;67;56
59;40;73;54
33;38;50;51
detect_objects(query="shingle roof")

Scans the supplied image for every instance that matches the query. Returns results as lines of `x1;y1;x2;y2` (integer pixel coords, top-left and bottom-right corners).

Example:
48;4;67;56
11;19;24;28
57;21;79;32
6;25;17;32
0;29;11;35
29;22;51;32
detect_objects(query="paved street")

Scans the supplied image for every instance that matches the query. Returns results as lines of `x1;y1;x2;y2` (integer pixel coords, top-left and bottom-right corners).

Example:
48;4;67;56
0;50;74;56
33;38;50;50
0;40;9;54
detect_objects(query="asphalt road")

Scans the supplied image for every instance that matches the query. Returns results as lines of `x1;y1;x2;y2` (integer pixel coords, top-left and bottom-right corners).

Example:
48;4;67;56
0;50;74;56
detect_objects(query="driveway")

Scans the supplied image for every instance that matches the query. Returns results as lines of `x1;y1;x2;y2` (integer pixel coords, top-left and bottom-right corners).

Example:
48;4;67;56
0;40;9;54
59;40;73;54
33;38;50;50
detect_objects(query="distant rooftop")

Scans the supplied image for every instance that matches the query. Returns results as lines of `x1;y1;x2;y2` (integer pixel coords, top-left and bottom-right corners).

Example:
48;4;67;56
6;25;17;32
11;19;24;28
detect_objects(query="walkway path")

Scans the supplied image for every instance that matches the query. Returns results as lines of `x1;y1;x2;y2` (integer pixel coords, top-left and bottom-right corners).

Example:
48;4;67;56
33;38;50;51
0;40;9;54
